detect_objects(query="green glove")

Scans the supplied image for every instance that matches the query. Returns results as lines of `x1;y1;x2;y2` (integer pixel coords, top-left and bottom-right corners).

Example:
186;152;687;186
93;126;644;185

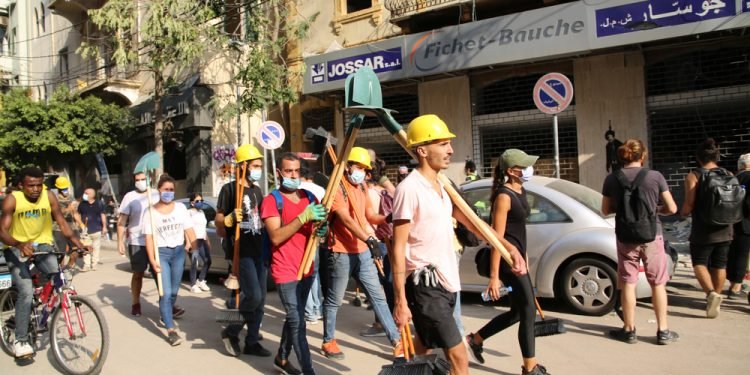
315;222;329;238
297;203;327;224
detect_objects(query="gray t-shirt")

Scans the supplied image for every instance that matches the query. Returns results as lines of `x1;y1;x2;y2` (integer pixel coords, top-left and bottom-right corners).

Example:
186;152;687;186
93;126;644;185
602;167;669;227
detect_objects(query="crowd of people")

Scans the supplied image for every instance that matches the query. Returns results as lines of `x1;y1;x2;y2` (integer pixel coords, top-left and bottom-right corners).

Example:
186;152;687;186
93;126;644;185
1;112;748;375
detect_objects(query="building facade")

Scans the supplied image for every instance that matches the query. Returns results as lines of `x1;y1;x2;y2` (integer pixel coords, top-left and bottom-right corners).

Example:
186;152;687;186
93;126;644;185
291;0;750;204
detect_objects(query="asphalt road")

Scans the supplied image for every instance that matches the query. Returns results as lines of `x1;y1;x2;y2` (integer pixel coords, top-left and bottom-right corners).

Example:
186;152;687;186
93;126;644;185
2;242;748;375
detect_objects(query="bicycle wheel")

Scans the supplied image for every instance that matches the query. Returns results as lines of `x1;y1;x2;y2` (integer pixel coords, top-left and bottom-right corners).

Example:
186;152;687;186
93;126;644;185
0;288;18;356
50;294;109;375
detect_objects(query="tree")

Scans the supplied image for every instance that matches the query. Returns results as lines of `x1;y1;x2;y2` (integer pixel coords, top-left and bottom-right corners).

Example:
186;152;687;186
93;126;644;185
0;87;134;172
81;0;223;175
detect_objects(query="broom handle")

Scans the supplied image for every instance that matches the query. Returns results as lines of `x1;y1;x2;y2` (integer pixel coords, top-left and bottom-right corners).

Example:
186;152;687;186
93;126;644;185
401;327;410;361
404;322;415;356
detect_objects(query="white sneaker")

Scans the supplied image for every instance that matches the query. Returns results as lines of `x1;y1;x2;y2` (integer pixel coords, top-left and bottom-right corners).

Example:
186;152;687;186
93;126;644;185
191;284;202;293
13;340;33;358
706;291;722;318
198;280;210;292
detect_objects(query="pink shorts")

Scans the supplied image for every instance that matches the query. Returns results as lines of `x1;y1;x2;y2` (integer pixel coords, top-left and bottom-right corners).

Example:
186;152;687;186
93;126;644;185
616;234;669;286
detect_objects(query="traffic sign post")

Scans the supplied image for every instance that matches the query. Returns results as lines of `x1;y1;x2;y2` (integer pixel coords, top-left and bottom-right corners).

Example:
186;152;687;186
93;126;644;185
256;120;286;189
533;73;574;179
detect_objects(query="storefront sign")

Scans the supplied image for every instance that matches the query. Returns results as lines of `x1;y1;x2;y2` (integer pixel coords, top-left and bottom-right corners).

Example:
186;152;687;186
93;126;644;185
596;0;735;37
323;48;402;82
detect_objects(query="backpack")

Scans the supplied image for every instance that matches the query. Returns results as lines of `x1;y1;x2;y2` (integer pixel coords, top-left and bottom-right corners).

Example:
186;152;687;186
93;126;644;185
614;168;657;244
695;168;746;226
268;189;317;224
261;189;317;261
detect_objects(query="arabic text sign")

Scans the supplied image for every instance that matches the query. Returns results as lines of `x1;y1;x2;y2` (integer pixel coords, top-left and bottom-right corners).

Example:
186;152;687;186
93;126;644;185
533;73;573;115
256;121;286;150
320;48;402;83
595;0;735;38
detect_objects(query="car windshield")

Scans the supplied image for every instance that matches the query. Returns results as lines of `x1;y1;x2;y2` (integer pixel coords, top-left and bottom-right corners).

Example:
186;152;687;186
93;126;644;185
545;179;611;218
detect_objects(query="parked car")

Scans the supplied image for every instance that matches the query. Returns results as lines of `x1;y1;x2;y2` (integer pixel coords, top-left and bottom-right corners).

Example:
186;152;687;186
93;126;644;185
458;176;677;316
176;197;228;275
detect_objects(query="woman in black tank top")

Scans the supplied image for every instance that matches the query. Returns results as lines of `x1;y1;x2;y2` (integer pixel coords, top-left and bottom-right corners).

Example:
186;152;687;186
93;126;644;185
465;149;549;375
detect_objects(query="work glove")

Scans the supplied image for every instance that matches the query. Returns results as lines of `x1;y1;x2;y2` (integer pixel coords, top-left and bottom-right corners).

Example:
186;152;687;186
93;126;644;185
223;209;243;227
297;203;327;224
366;236;382;259
315;222;329;238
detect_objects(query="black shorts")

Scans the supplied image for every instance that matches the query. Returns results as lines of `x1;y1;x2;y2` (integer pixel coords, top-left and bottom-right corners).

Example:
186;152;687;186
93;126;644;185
128;245;149;273
405;280;462;350
690;241;730;269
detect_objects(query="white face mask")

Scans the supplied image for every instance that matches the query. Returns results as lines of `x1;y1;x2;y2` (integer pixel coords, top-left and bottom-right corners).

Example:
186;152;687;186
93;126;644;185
348;169;366;185
82;193;90;201
135;180;148;192
520;166;534;182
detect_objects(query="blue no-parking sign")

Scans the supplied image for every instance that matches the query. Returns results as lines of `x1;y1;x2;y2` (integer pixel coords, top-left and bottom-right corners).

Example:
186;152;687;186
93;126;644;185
256;121;285;150
533;73;573;115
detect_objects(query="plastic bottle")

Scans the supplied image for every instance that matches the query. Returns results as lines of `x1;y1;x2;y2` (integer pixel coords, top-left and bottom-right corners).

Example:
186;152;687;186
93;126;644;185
481;286;513;302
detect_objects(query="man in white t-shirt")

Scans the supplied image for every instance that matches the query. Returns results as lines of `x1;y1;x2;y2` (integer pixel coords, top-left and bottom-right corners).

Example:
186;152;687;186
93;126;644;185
117;171;160;317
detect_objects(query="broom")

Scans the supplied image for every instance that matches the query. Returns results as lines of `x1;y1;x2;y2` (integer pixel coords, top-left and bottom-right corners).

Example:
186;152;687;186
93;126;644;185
216;163;247;324
379;325;450;375
528;272;566;337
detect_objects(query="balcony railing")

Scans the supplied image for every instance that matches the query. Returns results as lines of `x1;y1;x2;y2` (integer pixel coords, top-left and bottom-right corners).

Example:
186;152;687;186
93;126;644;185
385;0;470;19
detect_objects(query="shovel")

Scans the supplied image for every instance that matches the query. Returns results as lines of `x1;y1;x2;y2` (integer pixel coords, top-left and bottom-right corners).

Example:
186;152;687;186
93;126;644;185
217;163;247;324
134;151;164;297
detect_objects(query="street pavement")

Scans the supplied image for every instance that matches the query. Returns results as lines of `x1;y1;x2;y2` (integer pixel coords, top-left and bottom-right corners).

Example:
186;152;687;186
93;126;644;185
2;242;748;374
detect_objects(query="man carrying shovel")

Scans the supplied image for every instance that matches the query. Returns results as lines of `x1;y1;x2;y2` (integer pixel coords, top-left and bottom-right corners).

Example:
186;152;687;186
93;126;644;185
391;115;495;375
216;144;271;358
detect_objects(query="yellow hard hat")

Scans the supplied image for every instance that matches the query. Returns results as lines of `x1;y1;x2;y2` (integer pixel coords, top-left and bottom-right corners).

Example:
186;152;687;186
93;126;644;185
55;176;70;189
235;144;263;163
406;114;456;148
348;147;372;170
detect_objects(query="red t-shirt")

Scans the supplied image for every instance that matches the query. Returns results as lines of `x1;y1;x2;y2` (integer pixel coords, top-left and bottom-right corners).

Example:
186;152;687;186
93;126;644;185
261;191;316;284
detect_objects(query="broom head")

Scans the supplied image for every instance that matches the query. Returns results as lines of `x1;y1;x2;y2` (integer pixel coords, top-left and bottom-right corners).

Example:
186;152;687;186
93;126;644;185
534;317;566;337
215;309;244;324
379;354;450;375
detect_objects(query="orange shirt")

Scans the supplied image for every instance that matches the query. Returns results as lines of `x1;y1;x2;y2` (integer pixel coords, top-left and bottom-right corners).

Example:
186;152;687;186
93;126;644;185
331;179;372;254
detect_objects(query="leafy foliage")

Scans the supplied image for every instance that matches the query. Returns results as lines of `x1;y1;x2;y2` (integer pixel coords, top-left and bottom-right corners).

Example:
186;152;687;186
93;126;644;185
0;87;134;172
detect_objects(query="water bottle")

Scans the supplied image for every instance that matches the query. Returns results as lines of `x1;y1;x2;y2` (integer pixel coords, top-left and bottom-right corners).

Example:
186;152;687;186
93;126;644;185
481;286;513;302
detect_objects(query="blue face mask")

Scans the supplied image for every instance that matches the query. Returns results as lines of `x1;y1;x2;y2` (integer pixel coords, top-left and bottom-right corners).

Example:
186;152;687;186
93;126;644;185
161;191;175;203
248;169;263;182
193;201;204;210
348;169;366;185
281;176;300;191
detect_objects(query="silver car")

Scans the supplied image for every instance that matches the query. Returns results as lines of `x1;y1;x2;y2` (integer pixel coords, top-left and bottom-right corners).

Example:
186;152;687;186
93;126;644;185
458;176;676;316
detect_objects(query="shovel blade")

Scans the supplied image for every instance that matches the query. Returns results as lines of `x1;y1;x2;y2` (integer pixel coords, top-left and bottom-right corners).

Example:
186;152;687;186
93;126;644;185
345;67;382;108
133;151;161;174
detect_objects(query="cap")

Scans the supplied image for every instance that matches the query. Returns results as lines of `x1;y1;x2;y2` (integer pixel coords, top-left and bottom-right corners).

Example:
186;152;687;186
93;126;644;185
499;149;538;170
398;165;408;174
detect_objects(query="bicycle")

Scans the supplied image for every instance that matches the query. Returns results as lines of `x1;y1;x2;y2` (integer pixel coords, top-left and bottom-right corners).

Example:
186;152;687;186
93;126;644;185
0;248;109;374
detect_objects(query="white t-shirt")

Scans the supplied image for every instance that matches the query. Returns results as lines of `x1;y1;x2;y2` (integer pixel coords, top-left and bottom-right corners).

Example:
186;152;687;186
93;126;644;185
119;190;161;246
299;181;325;202
144;204;193;248
189;208;208;240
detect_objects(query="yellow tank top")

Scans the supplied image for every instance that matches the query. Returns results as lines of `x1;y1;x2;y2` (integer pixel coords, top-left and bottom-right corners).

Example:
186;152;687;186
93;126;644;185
9;190;54;245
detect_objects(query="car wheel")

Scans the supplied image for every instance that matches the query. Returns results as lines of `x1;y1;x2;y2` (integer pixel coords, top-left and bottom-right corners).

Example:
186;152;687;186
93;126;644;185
558;257;617;316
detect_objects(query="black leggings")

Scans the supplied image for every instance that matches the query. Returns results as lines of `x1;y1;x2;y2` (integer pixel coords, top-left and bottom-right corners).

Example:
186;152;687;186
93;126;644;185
727;232;750;284
476;271;536;358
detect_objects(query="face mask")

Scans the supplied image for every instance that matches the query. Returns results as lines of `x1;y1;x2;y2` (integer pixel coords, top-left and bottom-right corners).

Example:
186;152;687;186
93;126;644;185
82;193;90;201
281;176;300;191
135;180;148;192
521;166;534;183
348;169;366;185
193;201;204;210
248;169;262;182
160;191;175;203
60;189;68;195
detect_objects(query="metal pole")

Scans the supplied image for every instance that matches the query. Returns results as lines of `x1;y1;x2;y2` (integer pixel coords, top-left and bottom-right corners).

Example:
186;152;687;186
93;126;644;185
271;149;277;189
236;85;241;145
553;114;560;179
263;147;269;196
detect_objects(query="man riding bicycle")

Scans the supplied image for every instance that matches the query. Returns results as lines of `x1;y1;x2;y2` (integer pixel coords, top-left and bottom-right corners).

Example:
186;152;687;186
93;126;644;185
0;167;89;359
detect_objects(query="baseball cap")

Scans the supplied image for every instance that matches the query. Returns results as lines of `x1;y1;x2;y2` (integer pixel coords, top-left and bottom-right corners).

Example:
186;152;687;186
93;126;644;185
499;149;539;170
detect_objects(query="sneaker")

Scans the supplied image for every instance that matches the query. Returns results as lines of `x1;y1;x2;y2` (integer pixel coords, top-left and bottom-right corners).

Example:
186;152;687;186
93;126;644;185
274;356;302;375
173;305;186;319
657;329;679;345
321;339;345;360
167;331;182;346
608;328;637;344
13;340;34;358
305;317;319;325
78;267;89;273
243;342;272;357
360;324;386;337
131;303;142;317
221;328;241;357
725;290;742;300
522;364;550;375
392;340;404;358
706;291;722;318
466;333;485;364
191;284;202;293
199;280;211;291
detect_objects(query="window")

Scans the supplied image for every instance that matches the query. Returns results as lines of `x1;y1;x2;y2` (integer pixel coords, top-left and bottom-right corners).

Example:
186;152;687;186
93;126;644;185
40;4;46;33
526;192;570;223
347;0;373;13
334;0;382;34
59;48;69;77
10;27;16;56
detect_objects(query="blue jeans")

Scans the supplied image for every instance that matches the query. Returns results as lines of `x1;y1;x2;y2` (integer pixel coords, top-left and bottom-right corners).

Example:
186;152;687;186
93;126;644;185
189;239;212;285
278;276;315;375
155;246;185;330
226;255;267;345
3;245;58;342
304;248;322;320
323;250;399;344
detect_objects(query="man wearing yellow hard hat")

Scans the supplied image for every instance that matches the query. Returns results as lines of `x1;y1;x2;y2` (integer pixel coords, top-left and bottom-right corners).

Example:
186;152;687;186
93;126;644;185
52;176;79;257
391;114;479;375
215;144;272;358
321;146;401;360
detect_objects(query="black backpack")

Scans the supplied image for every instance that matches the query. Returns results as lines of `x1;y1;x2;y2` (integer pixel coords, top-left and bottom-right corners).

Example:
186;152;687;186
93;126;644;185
695;168;746;226
614;169;657;244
